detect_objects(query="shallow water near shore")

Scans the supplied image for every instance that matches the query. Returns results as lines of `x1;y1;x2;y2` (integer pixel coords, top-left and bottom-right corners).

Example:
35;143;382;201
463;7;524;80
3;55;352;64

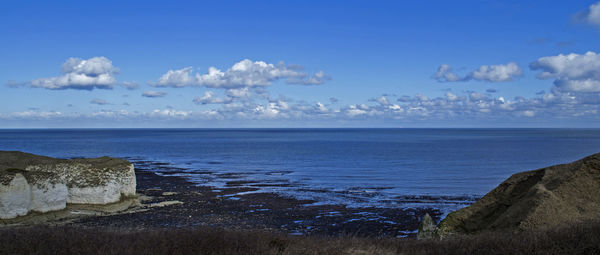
1;128;599;215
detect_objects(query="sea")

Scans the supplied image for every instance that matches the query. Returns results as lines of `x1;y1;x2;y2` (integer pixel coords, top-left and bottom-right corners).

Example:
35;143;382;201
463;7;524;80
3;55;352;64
1;128;599;214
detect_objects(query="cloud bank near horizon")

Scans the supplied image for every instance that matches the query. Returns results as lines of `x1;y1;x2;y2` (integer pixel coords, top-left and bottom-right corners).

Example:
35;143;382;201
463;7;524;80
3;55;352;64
4;50;600;126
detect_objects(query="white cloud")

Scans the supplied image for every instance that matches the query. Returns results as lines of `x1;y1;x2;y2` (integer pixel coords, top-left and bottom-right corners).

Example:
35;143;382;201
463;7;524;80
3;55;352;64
254;103;281;118
226;87;251;98
316;102;329;113
346;105;368;117
434;62;522;82
288;70;332;85
376;96;390;105
142;91;168;98
469;62;523;82
388;104;403;112
469;92;487;101
554;79;600;92
520;110;536;117
121;81;140;90
434;64;461;82
530;51;600;92
29;57;118;90
574;2;600;28
3;86;600;125
369;95;391;105
278;100;290;111
153;59;329;88
1;111;64;119
415;94;429;102
445;91;459;101
155;67;196;87
193;91;233;105
149;109;191;119
90;98;110;105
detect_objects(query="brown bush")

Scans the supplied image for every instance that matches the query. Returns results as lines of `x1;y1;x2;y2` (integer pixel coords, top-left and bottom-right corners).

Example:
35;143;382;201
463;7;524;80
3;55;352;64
1;220;599;255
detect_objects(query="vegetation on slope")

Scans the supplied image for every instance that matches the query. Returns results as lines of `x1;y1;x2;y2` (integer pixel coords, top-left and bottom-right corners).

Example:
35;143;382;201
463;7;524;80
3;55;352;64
1;220;599;255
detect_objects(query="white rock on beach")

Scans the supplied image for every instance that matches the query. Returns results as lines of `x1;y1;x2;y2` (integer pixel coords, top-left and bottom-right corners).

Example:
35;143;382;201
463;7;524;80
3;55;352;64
0;173;31;219
0;151;136;219
29;180;69;213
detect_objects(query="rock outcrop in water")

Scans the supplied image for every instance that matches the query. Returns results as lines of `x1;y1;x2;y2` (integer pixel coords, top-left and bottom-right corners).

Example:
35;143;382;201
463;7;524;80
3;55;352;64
435;153;600;238
0;151;136;219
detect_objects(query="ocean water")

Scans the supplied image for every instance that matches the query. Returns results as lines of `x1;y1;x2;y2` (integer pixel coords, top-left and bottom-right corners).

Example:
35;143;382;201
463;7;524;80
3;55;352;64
1;128;599;213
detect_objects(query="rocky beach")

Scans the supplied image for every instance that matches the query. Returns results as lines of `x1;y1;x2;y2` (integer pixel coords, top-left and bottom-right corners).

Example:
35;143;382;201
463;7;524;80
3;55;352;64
2;151;600;254
1;155;441;238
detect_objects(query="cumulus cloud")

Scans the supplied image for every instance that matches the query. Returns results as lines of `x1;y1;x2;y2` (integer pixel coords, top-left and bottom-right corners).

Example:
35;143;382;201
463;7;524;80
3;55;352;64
434;64;461;82
469;92;488;101
90;98;110;105
530;51;600;92
28;57;119;90
153;59;330;88
287;70;332;85
369;96;390;105
142;91;168;98
121;81;140;90
226;87;251;98
154;67;196;88
445;91;459;101
253;103;282;119
346;105;368;117
434;62;523;82
574;1;600;28
193;91;233;105
470;62;523;82
315;102;329;113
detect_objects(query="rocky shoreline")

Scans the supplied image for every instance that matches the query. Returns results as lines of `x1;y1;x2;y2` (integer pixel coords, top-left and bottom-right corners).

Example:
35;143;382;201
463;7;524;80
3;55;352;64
56;159;441;237
3;151;600;243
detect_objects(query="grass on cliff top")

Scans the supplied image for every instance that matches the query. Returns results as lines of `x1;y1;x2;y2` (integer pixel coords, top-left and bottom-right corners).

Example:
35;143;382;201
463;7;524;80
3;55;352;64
1;220;599;255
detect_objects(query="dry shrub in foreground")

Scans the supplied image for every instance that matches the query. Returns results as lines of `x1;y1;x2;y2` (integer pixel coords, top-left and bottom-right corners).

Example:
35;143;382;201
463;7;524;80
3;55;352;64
0;220;599;255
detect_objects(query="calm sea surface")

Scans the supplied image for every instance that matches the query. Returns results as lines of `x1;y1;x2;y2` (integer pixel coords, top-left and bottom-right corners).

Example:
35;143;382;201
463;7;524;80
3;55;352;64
1;128;599;212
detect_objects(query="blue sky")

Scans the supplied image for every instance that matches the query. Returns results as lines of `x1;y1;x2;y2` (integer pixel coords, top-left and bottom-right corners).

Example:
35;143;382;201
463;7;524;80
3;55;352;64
1;0;600;127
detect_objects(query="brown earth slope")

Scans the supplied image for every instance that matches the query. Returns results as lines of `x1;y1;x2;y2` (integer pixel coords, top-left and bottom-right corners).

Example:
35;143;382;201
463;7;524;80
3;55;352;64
436;153;600;237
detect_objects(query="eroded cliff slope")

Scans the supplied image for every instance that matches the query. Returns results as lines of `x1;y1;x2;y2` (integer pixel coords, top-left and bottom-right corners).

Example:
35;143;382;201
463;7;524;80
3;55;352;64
436;153;600;237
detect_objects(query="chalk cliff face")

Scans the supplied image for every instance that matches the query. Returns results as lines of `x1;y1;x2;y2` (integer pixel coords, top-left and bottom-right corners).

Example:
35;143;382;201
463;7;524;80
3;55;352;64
435;153;600;237
0;151;136;219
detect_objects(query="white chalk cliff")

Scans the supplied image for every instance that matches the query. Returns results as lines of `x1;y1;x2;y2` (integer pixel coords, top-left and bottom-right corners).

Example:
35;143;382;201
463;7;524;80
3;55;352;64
0;151;136;219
